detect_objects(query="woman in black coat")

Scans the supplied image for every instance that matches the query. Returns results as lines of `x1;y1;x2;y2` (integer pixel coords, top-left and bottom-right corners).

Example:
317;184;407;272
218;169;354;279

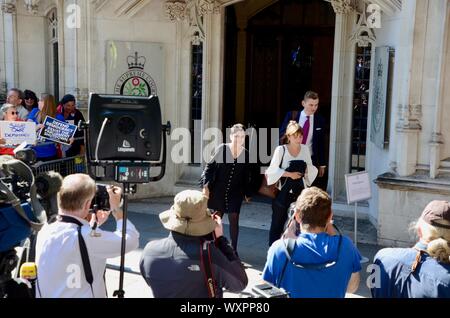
202;124;252;254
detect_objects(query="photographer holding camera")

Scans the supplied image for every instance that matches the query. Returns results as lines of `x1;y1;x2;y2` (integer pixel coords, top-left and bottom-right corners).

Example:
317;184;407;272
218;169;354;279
139;190;248;298
35;174;139;298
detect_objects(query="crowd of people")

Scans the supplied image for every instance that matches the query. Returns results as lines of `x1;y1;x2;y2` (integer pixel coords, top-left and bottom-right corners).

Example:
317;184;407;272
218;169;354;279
0;88;85;160
5;89;449;298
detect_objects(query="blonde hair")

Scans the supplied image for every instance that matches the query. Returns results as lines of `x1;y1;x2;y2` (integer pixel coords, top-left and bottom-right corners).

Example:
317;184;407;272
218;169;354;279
281;121;303;144
57;174;96;214
230;123;245;135
1;103;16;115
414;218;450;263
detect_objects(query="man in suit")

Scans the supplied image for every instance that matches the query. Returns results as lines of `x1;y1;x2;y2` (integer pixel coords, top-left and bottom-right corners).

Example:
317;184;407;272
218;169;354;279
280;91;327;190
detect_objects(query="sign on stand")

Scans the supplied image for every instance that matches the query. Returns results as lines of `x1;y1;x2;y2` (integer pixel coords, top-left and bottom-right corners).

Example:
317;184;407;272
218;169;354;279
345;171;371;263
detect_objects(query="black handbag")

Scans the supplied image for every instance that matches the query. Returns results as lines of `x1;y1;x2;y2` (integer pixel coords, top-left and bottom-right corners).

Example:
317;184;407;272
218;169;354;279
274;160;306;209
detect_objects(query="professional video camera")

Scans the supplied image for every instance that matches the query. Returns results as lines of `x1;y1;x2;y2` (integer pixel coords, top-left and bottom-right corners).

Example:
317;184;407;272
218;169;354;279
0;151;47;298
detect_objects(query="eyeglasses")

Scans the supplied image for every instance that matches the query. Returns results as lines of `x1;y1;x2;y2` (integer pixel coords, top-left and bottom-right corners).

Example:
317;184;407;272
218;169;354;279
25;97;34;100
9;111;18;115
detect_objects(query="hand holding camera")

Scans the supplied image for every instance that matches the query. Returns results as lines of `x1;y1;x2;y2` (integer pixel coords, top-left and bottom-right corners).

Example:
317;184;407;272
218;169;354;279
107;186;123;221
91;184;123;222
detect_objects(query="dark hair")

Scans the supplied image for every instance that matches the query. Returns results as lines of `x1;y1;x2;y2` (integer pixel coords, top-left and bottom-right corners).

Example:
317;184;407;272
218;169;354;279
60;94;76;105
24;90;38;101
23;90;39;109
304;91;319;101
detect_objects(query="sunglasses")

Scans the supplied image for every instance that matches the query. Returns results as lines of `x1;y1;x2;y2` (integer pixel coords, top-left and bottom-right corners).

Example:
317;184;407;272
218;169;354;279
9;111;18;115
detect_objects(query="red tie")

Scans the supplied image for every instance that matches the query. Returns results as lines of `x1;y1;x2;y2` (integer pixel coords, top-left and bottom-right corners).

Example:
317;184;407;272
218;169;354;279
302;116;310;145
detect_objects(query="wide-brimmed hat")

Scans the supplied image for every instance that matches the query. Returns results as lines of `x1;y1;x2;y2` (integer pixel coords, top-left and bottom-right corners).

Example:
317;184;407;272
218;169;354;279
421;200;450;229
159;190;216;236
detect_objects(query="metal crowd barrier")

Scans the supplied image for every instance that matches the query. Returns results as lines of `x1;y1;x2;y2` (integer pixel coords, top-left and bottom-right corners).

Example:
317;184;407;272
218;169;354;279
32;155;86;177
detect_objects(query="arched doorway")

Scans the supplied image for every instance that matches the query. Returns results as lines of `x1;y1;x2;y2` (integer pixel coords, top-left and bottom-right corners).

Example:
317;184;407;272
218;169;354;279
223;0;335;131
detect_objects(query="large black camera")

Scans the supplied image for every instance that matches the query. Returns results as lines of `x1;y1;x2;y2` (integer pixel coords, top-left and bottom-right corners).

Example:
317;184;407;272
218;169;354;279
90;184;110;211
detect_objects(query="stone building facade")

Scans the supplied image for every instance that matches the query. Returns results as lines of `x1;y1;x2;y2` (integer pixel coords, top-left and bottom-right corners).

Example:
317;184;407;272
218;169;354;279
1;0;449;247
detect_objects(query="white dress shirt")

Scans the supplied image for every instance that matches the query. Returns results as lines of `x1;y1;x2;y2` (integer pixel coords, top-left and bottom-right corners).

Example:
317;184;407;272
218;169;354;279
298;111;314;156
35;215;139;298
266;145;318;189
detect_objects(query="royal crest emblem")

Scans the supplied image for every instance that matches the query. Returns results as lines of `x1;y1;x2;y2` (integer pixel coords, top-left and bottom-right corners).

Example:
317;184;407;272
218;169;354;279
114;52;157;96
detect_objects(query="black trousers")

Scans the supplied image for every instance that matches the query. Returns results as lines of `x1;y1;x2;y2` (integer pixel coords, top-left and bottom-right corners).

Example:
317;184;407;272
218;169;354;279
269;200;288;246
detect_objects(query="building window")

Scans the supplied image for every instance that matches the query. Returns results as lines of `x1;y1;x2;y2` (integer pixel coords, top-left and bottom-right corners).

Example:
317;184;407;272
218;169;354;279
48;8;59;101
190;42;203;164
351;45;371;172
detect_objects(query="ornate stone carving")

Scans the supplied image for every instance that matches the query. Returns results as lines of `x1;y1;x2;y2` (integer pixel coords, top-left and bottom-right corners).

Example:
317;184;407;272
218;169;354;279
164;0;187;21
164;0;219;21
23;0;39;15
327;0;355;14
1;0;16;14
197;0;215;16
350;9;376;47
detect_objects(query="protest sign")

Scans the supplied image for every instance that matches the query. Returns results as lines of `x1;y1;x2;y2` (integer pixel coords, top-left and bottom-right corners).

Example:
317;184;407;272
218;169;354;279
39;116;77;145
0;121;36;145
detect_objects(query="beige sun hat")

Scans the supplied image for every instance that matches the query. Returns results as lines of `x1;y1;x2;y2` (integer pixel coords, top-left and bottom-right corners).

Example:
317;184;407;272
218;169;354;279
159;190;216;237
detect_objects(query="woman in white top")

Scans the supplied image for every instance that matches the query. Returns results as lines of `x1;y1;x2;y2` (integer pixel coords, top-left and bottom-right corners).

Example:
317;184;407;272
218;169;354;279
266;121;318;245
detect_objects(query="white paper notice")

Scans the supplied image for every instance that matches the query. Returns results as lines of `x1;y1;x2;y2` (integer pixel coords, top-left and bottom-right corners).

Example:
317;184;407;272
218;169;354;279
345;171;372;204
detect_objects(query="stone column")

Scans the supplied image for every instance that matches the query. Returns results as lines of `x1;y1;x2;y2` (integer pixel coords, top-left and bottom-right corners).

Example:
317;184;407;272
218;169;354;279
328;11;357;201
1;1;19;89
429;0;449;178
394;0;426;177
74;0;92;108
58;0;91;108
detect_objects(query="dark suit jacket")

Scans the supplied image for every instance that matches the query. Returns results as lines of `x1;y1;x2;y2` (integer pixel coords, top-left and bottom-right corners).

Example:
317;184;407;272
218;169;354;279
280;110;327;167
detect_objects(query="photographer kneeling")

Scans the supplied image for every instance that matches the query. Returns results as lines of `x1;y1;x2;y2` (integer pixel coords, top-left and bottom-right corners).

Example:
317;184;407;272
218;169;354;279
35;174;139;298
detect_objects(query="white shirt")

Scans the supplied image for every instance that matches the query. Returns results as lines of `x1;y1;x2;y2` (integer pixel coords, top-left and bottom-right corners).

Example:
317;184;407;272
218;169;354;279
266;145;318;189
35;215;140;298
16;105;29;121
299;111;314;156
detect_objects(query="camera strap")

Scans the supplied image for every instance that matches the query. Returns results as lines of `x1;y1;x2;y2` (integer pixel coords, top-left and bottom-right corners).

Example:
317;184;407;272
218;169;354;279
277;238;296;287
58;215;94;297
278;232;344;287
200;240;218;298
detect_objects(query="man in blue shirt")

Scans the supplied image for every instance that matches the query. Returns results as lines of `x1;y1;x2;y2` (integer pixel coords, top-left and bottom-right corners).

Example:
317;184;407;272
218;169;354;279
371;200;450;298
262;187;361;298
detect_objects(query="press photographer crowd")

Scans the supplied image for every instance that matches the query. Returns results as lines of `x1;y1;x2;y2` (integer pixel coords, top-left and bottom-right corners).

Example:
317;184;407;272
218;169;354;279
1;90;449;299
